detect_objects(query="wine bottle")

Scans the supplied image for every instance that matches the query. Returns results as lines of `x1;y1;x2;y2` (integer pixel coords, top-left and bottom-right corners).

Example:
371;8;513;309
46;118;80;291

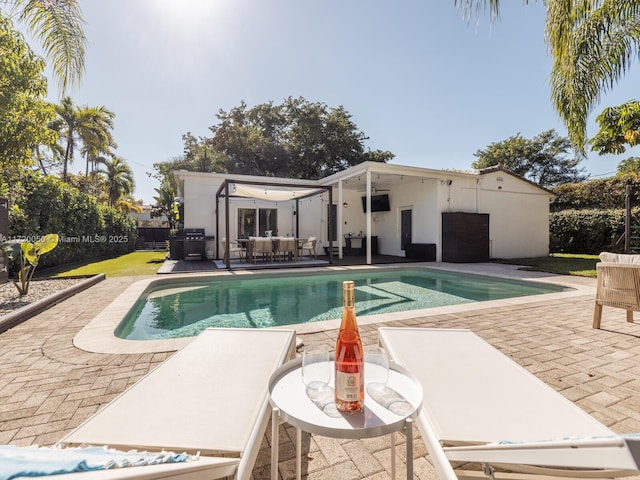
335;280;364;413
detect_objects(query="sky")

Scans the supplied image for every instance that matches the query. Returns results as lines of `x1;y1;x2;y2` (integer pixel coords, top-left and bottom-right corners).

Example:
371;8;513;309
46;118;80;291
26;0;640;204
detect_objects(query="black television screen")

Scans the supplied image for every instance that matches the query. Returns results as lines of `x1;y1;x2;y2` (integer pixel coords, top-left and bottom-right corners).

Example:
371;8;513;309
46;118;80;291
361;194;390;212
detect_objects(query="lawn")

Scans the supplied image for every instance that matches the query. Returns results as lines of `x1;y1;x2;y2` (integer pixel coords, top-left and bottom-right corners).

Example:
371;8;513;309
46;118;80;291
495;253;599;277
52;251;167;277
45;250;601;278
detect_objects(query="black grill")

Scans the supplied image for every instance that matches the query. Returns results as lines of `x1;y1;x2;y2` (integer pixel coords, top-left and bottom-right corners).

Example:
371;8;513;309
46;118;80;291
183;228;205;260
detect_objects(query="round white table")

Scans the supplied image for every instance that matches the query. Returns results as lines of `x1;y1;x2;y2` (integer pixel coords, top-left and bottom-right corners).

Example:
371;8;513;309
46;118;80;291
268;356;423;480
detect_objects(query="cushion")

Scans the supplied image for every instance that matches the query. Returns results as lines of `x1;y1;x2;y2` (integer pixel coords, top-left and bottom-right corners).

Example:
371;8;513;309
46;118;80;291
599;252;640;265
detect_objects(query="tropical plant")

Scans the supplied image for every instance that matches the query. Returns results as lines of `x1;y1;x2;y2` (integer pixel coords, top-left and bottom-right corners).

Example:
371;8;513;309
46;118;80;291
3;233;59;295
454;1;640;154
591;101;640;155
99;156;135;207
151;179;179;229
50;97;116;182
2;0;86;93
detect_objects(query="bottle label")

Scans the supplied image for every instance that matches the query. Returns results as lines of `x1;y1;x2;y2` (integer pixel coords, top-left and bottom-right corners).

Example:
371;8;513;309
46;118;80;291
335;371;361;402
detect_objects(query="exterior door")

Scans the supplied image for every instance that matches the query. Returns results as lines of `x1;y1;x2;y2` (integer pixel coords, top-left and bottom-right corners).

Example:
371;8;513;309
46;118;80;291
401;208;412;251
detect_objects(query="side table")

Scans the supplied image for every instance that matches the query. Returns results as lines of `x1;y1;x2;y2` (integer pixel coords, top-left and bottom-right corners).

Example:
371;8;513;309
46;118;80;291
269;357;423;480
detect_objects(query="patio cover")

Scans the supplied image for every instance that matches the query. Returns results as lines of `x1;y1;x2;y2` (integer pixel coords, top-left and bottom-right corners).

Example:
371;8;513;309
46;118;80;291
215;179;333;269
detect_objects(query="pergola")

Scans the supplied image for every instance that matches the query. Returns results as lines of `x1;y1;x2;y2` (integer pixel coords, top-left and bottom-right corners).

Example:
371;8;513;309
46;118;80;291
215;179;334;269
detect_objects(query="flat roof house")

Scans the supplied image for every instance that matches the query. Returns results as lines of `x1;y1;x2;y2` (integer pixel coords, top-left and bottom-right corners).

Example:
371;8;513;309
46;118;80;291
173;161;553;265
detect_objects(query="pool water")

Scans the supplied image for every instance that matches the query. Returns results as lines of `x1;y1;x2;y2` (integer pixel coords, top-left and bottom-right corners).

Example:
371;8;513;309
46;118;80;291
115;268;570;341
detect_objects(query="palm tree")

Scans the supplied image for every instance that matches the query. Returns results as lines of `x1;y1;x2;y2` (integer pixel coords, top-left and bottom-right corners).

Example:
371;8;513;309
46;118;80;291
51;96;115;182
548;1;640;154
100;156;135;207
454;0;640;154
79;107;117;191
2;0;86;93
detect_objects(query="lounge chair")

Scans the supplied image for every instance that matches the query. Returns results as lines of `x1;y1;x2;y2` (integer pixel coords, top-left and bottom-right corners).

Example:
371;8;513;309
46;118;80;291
593;252;640;329
52;328;296;480
378;327;640;479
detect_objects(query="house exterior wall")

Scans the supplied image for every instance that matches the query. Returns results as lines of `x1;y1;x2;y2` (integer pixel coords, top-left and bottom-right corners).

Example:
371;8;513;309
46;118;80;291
176;166;552;262
478;172;551;258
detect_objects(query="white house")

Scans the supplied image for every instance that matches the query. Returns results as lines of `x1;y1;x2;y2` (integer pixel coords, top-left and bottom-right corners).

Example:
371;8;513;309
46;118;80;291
173;161;553;264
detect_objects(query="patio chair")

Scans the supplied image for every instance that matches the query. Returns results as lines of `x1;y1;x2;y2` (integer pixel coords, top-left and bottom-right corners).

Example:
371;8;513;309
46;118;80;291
253;238;275;263
593;253;640;329
277;237;298;262
52;328;296;480
378;327;640;479
222;237;245;263
299;236;317;259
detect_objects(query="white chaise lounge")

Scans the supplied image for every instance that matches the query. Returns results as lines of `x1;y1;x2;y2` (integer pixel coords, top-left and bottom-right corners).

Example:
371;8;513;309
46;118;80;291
378;327;640;480
49;328;296;479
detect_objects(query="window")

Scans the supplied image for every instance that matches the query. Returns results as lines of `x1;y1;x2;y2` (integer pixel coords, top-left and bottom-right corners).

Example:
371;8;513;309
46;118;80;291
259;208;278;236
238;208;256;238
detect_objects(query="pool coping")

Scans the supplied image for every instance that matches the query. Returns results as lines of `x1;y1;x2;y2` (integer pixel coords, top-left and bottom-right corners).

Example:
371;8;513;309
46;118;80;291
73;262;596;354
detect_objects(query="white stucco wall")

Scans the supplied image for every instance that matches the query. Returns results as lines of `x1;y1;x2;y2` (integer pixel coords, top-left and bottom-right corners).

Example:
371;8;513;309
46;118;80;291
175;167;552;262
478;172;551;258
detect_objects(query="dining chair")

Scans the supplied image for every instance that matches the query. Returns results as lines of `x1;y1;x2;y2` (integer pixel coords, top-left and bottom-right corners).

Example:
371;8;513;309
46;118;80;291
299;236;317;259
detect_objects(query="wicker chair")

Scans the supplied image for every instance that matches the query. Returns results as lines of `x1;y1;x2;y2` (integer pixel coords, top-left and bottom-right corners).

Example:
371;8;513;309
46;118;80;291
593;261;640;329
299;236;317;259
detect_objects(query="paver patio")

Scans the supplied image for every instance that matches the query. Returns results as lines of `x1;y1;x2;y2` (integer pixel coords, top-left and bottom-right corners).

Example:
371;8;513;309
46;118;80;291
1;264;640;479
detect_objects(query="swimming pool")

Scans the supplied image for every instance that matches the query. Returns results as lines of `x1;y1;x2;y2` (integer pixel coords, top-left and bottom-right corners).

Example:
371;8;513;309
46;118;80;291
114;268;571;341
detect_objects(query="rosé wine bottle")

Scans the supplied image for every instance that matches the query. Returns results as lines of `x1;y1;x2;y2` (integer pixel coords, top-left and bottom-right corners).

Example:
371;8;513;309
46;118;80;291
335;281;364;413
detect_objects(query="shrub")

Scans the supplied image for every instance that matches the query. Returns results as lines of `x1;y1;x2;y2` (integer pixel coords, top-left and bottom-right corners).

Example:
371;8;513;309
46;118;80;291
7;171;137;270
549;208;640;253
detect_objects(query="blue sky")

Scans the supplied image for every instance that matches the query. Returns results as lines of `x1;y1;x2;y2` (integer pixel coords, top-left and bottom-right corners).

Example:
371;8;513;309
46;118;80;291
33;0;640;203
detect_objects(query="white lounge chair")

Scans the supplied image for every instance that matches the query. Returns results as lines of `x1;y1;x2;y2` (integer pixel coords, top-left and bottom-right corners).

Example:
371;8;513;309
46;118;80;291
378;327;640;479
52;328;296;480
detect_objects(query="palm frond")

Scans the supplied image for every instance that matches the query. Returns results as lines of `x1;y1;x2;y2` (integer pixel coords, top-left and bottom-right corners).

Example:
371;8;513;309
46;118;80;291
13;0;87;94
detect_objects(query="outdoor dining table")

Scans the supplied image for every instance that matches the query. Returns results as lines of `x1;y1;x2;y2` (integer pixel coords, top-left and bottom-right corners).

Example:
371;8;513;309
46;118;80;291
238;237;304;263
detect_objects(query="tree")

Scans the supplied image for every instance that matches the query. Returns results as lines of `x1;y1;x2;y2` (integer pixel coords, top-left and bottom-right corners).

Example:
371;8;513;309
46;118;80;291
79;106;116;191
454;1;640;154
3;0;86;93
152;179;180;230
100;156;135;207
210;97;394;179
590;101;640;155
472;129;588;186
50;97;115;182
0;13;56;172
617;156;640;175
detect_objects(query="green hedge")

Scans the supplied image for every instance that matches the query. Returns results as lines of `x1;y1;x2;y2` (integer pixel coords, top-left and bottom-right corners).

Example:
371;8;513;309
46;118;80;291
7;171;137;269
549;208;640;254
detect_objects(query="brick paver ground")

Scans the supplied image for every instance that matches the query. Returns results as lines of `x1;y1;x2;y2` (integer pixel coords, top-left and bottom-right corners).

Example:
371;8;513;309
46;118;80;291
1;270;640;479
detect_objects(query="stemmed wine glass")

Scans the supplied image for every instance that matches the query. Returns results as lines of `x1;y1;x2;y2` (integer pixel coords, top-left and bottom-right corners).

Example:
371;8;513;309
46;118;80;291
364;345;389;393
302;345;331;393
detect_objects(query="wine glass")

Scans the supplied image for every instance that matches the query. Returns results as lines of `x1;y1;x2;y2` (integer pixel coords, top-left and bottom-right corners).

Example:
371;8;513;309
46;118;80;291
302;345;330;392
364;345;389;393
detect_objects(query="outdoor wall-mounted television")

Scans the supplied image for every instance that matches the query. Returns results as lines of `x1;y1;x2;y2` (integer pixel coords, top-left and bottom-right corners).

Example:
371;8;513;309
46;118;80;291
361;194;391;212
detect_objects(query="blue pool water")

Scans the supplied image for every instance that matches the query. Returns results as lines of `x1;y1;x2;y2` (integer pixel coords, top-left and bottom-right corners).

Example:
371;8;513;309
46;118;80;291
115;268;570;340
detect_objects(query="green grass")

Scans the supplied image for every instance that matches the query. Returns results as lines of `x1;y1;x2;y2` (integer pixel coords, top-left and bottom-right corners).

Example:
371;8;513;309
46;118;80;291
495;253;599;277
45;250;599;278
51;251;167;277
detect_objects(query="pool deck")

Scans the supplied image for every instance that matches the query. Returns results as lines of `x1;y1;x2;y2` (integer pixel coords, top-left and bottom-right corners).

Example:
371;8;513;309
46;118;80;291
2;262;640;479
